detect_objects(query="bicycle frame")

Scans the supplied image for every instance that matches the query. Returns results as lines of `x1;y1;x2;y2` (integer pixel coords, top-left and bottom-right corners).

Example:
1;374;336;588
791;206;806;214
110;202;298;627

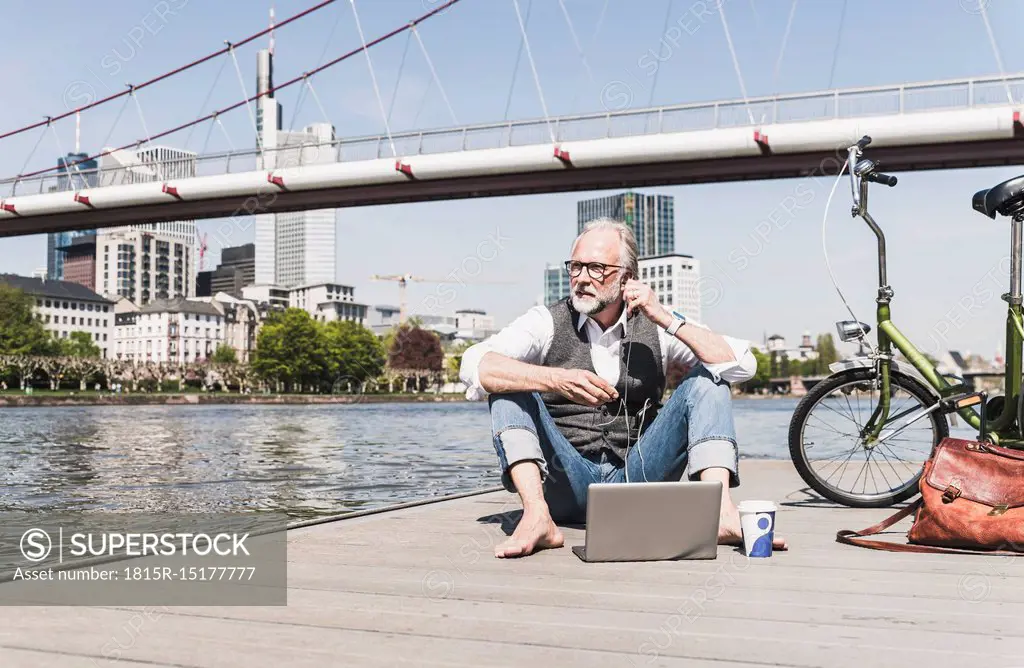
844;144;1024;447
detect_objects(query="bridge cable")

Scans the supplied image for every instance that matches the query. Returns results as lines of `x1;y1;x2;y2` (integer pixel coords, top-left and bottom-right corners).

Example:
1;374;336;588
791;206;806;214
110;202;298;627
200;115;219;156
568;0;610;114
503;0;533;121
716;0;755;125
827;0;847;90
556;0;596;96
648;0;676;108
305;79;335;131
228;44;264;162
216;117;237;153
129;88;165;181
290;1;347;133
386;30;415;127
7;0;463;182
412;24;459;125
511;0;555;142
183;55;231;152
761;0;798;124
14;127;48;187
0;0;343;144
977;1;1013;105
350;0;397;158
46;123;74;187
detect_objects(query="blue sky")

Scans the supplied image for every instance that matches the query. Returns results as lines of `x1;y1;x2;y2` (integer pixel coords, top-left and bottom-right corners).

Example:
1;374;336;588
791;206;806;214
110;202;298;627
1;0;1023;359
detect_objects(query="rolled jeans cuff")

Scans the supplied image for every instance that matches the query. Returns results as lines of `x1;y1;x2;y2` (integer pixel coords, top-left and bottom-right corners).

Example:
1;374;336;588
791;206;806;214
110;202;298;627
686;438;740;488
495;427;548;492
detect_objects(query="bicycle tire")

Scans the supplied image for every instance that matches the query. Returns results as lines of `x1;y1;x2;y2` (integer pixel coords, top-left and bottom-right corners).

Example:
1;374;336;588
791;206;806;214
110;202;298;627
788;367;948;508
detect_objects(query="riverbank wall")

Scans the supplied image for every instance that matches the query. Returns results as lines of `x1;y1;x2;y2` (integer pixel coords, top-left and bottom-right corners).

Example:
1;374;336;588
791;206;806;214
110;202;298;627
0;393;473;408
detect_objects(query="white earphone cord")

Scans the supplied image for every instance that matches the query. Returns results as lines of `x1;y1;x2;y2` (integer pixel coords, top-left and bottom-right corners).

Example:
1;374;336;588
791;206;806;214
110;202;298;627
822;159;871;345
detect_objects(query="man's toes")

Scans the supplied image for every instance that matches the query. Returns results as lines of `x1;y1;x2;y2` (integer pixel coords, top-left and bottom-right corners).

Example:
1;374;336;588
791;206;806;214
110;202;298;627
494;539;527;558
773;536;788;551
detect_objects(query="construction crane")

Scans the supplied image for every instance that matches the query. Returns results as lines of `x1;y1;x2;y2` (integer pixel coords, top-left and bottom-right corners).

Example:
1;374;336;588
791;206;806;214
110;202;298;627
370;273;513;325
197;232;208;271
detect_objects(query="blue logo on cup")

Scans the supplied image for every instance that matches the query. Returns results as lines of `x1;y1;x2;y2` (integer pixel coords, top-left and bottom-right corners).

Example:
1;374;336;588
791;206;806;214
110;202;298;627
738;500;777;558
747;512;775;557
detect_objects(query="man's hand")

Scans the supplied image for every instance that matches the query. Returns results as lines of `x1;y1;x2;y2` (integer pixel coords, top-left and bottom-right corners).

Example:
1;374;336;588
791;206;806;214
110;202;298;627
623;279;671;328
550;368;619;406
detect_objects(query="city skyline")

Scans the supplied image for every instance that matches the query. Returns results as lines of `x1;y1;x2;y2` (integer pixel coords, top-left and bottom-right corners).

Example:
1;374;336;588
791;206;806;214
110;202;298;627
0;1;1021;356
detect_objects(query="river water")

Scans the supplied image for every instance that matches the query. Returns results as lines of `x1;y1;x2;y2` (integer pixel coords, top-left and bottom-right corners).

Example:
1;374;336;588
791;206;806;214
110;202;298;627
0;398;811;520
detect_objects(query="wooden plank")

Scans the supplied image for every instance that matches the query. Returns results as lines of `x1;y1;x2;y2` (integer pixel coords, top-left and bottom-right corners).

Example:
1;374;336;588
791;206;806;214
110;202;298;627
1;461;1019;668
0;608;773;668
0;646;172;667
145;586;1024;640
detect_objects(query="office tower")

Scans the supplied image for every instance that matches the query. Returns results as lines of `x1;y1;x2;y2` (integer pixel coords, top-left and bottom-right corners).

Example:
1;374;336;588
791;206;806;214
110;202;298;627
638;254;701;323
203;243;256;298
95;228;193;306
253;46;337;288
97;146;199;296
544;263;572;306
46;153;98;279
577;191;675;258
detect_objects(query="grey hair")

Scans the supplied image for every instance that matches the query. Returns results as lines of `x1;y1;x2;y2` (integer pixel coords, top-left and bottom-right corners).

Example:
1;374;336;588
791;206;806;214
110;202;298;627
572;217;639;280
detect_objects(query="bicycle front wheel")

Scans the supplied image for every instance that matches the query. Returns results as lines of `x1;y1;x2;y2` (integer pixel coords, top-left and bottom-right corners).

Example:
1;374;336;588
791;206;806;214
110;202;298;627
788;368;948;508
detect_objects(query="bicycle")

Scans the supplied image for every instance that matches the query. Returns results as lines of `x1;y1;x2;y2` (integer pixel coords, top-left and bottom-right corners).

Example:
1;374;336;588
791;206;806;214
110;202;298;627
787;134;1024;508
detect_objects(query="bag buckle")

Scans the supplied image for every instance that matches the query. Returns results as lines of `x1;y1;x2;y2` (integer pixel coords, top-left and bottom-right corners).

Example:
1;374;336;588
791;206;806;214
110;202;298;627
989;504;1010;516
942;484;961;503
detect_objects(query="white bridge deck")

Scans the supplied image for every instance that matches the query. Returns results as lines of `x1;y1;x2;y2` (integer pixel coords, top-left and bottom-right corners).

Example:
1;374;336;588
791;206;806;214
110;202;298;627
0;461;1020;667
3;74;1024;237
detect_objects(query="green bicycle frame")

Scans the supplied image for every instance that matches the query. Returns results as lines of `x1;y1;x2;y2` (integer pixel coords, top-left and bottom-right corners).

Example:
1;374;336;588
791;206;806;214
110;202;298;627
854;179;1024;446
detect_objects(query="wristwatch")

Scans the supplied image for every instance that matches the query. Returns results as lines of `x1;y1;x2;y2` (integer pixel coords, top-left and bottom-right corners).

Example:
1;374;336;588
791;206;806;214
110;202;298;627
665;310;687;336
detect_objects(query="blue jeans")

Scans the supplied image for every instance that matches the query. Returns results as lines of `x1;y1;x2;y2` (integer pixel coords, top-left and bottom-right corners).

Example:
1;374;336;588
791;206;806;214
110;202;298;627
488;366;740;523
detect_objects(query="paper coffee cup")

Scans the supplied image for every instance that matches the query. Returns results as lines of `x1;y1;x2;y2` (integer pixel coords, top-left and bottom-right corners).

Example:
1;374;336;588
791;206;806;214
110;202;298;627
738;500;777;558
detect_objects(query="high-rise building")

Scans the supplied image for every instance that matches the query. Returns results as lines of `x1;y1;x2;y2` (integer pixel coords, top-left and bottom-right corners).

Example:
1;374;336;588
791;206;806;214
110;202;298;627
199;243;256;298
577;191;675;258
638;254;701;323
97;146;199;295
252;46;337;289
544;263;572;306
95;228;193;306
46;153;99;280
56;233;98;291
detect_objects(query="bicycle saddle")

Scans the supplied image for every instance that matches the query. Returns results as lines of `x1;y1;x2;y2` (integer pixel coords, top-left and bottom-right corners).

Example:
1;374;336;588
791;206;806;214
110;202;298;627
972;174;1024;219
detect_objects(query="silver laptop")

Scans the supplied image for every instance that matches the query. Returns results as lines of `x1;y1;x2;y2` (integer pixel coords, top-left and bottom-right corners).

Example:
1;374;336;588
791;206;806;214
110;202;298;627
572;481;722;562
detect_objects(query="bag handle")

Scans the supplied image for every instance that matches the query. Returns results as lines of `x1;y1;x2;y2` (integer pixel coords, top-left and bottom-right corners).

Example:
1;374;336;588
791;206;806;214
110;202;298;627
835;499;1024;556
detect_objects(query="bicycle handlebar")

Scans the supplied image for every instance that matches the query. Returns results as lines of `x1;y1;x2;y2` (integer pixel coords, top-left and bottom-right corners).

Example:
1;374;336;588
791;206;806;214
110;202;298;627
865;171;897;187
846;135;896;211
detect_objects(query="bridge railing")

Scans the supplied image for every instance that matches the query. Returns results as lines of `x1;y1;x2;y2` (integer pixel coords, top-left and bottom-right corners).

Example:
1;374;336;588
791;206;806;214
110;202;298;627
3;73;1023;199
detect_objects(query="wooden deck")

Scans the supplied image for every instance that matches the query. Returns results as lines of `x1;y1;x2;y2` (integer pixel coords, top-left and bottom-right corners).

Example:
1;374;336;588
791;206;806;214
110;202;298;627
1;460;1023;667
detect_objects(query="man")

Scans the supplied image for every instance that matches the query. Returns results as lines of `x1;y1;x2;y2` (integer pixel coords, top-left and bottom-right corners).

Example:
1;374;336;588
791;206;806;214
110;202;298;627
459;218;787;558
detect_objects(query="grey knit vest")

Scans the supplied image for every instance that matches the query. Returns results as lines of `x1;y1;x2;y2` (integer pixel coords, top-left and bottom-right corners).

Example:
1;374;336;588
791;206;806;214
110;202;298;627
539;298;665;462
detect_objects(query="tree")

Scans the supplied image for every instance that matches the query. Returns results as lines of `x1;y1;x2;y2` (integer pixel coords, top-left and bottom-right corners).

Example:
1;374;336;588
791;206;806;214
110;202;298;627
323;320;385;390
743;347;771;392
388;324;444;392
0;285;56;356
815;333;839;374
388;325;443;371
61;331;101;358
445;340;473;383
252;309;327;392
210;344;238;364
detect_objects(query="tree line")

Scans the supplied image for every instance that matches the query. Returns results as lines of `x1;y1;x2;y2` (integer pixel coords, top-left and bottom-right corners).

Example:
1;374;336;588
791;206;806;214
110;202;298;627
0;284;453;394
0;283;847;396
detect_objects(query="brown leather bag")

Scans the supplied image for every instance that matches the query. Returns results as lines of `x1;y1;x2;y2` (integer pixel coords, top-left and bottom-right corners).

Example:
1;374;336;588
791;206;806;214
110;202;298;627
837;437;1024;555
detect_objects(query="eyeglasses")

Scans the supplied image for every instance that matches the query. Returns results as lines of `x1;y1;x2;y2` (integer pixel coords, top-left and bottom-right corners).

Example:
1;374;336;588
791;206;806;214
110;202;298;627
564;260;624;279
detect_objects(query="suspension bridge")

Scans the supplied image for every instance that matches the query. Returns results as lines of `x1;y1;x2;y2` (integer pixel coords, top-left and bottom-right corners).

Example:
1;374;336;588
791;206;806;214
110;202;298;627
0;0;1022;238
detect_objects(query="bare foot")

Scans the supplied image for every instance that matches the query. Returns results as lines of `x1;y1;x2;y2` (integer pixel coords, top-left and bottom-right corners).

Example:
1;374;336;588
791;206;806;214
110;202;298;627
718;502;788;551
494;510;564;558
